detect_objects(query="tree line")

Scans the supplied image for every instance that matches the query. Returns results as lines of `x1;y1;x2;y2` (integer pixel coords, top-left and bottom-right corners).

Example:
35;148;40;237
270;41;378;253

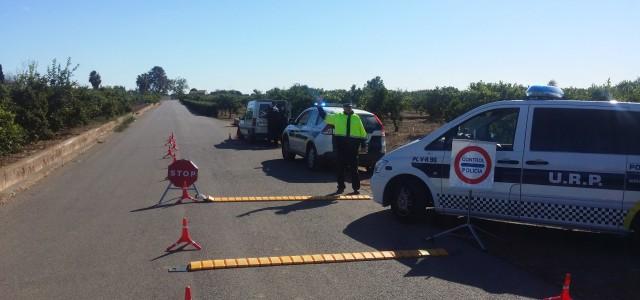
178;76;640;132
0;59;175;156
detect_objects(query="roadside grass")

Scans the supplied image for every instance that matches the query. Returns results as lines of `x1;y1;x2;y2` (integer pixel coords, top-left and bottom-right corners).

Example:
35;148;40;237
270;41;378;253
114;115;136;132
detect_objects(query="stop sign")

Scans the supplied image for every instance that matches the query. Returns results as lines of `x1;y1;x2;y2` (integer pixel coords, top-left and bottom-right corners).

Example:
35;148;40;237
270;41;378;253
168;159;198;187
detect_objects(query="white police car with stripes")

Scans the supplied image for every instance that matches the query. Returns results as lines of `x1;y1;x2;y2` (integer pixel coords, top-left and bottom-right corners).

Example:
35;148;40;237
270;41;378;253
371;85;640;239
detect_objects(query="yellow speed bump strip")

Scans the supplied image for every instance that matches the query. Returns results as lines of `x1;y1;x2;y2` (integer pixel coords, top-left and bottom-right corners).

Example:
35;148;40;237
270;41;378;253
207;194;371;202
188;249;447;271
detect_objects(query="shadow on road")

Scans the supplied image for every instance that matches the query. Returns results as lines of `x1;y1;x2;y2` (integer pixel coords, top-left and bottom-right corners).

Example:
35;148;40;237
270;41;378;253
236;199;337;217
150;244;200;261
260;159;334;183
130;198;209;213
260;159;372;184
343;210;640;300
214;139;278;151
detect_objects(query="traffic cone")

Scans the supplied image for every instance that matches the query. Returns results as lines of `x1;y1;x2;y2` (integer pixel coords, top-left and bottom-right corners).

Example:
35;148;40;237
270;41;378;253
165;132;175;146
176;180;197;204
164;147;174;158
184;285;192;300
543;273;572;300
166;217;202;252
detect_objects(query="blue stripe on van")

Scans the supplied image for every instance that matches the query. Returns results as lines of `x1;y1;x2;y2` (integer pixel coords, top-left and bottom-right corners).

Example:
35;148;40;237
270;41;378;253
412;163;628;190
626;172;640;191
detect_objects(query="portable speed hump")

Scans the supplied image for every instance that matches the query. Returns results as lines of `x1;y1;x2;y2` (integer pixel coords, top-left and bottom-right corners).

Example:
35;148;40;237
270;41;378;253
426;139;496;250
158;159;202;205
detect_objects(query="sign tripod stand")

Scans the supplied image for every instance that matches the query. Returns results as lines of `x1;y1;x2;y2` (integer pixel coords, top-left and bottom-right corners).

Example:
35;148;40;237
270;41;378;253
426;189;486;250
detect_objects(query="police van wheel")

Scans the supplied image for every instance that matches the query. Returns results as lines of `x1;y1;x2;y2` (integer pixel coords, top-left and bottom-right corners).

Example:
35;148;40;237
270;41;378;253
390;178;429;222
282;138;295;160
306;145;318;170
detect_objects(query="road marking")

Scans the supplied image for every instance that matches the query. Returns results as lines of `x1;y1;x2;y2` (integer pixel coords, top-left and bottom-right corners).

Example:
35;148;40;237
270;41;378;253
207;194;372;202
187;249;448;271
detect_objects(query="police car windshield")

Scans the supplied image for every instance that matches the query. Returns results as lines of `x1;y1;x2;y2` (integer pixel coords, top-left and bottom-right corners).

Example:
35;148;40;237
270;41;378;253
359;114;382;133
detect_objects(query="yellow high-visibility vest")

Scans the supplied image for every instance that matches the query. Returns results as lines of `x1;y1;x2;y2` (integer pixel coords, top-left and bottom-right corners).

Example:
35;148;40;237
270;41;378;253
325;113;367;139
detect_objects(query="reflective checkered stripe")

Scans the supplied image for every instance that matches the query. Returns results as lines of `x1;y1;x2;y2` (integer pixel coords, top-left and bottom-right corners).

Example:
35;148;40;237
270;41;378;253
437;193;627;228
522;202;626;227
437;194;519;218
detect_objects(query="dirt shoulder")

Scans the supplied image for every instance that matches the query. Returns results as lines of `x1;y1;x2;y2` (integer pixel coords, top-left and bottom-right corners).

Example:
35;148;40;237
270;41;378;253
382;112;442;150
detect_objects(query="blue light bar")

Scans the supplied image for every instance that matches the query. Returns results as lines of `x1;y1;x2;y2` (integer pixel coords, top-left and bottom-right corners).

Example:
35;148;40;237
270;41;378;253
526;85;564;100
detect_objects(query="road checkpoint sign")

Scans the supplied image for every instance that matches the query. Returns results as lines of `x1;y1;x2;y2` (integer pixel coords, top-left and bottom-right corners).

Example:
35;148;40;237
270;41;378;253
168;159;199;187
449;139;496;190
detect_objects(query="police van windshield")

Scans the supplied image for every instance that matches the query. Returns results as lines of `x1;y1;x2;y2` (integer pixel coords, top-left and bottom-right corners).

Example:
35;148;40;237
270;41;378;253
258;103;271;118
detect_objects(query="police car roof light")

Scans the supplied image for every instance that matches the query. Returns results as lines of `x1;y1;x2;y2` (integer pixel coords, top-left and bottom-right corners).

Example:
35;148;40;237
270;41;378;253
525;85;564;100
323;102;358;108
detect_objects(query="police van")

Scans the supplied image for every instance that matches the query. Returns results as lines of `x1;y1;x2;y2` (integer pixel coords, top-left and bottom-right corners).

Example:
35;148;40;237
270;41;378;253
371;85;640;238
237;100;290;142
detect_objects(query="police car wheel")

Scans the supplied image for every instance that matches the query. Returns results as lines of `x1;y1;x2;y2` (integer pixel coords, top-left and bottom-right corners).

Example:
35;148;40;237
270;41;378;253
631;216;640;247
236;128;244;140
306;145;318;170
282;138;295;160
390;179;428;222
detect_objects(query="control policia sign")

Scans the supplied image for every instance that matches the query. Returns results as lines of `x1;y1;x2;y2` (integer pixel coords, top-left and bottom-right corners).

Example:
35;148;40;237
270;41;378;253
449;140;496;190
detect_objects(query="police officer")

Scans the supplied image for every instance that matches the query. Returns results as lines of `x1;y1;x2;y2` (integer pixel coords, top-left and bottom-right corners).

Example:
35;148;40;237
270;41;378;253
317;103;367;194
266;104;280;145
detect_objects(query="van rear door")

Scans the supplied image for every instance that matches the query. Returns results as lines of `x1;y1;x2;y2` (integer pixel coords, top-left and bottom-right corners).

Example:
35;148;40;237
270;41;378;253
619;110;640;231
521;106;626;232
256;102;272;134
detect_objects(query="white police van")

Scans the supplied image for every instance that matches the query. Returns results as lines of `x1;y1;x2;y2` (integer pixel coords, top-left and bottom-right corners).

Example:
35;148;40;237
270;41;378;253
371;86;640;238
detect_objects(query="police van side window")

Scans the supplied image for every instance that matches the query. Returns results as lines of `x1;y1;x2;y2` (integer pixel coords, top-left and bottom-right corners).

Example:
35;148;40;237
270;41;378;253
425;108;519;151
617;110;640;154
530;108;624;154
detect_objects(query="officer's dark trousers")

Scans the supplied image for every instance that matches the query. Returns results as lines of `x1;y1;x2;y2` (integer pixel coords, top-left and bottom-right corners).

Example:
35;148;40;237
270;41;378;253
335;137;360;191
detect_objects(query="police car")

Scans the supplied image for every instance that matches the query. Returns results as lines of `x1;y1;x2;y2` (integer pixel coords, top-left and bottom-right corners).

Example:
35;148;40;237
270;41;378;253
371;85;640;238
281;104;386;170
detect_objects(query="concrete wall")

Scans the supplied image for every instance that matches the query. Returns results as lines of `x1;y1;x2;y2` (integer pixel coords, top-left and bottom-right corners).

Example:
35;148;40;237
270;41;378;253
0;103;158;201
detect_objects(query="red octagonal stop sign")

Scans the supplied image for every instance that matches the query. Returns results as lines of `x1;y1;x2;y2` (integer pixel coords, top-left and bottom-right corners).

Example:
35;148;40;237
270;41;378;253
168;159;198;187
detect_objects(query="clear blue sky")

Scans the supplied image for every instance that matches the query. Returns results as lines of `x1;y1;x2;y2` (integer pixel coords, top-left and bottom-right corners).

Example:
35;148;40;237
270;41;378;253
2;0;639;93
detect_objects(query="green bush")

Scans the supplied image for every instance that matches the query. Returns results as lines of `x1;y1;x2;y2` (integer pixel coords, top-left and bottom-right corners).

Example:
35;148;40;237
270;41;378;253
0;59;147;155
0;104;25;155
180;98;219;117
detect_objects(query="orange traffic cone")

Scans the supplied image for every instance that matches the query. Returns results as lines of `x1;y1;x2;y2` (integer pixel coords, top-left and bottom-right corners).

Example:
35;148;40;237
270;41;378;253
177;180;196;204
184;285;192;300
165;132;175;146
164;147;174;158
544;273;572;300
166;217;202;252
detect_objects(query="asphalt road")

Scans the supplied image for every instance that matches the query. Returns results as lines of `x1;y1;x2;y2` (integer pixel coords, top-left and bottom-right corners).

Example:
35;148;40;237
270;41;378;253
0;100;558;299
